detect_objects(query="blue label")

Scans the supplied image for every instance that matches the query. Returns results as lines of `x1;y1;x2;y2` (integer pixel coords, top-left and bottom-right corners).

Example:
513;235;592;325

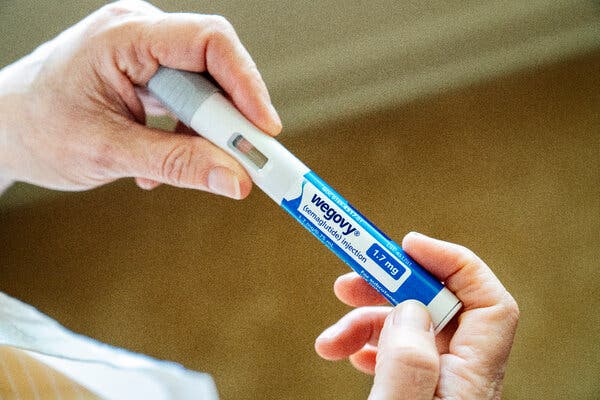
366;243;403;279
281;171;444;306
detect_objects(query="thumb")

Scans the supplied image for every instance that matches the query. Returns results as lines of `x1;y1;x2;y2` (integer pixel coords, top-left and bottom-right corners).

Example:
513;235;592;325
117;124;252;199
370;301;439;400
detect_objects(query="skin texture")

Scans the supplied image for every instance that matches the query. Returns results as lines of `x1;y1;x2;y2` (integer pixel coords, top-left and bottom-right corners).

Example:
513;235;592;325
0;0;281;198
315;232;520;400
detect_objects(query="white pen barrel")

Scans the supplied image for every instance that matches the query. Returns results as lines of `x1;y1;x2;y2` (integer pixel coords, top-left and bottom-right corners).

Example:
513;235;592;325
147;67;309;203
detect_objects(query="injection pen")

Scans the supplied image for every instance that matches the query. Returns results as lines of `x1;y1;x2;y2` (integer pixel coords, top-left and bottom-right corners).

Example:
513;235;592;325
148;67;462;333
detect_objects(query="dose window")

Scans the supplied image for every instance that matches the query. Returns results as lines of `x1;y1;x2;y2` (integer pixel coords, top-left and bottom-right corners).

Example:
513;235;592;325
229;134;268;169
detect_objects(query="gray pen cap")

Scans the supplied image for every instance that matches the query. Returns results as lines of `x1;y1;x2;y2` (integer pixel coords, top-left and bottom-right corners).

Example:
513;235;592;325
147;67;220;126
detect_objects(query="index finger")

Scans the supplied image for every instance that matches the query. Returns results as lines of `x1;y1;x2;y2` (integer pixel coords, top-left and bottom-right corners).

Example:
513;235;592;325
93;6;282;134
146;13;281;136
402;232;519;381
401;232;517;312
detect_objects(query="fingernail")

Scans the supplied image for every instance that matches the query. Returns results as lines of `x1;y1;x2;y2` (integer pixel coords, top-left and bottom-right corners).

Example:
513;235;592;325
267;103;282;130
392;300;431;331
316;324;344;341
208;167;241;199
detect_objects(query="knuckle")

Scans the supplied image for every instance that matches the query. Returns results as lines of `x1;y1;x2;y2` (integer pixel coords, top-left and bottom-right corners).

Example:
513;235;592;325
239;58;258;74
160;143;194;185
453;245;484;275
210;15;234;30
457;246;479;265
229;63;263;99
240;62;262;84
102;0;149;16
101;1;135;17
95;1;154;30
208;15;236;38
91;3;148;39
499;293;520;325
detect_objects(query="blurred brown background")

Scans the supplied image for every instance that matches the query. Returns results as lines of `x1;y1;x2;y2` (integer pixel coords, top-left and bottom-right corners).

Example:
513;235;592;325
1;1;599;399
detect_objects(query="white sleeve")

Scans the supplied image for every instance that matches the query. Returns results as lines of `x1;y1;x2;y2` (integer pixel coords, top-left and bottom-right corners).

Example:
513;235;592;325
0;178;13;195
0;292;219;400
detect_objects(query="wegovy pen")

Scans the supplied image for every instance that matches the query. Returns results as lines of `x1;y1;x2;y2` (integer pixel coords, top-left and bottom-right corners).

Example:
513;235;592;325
148;67;462;333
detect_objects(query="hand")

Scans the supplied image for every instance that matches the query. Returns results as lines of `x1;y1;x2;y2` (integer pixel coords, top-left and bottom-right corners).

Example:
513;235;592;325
0;0;281;198
315;232;519;400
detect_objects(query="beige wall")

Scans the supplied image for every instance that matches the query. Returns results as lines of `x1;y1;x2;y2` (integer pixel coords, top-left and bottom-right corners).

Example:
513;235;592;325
2;52;599;399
